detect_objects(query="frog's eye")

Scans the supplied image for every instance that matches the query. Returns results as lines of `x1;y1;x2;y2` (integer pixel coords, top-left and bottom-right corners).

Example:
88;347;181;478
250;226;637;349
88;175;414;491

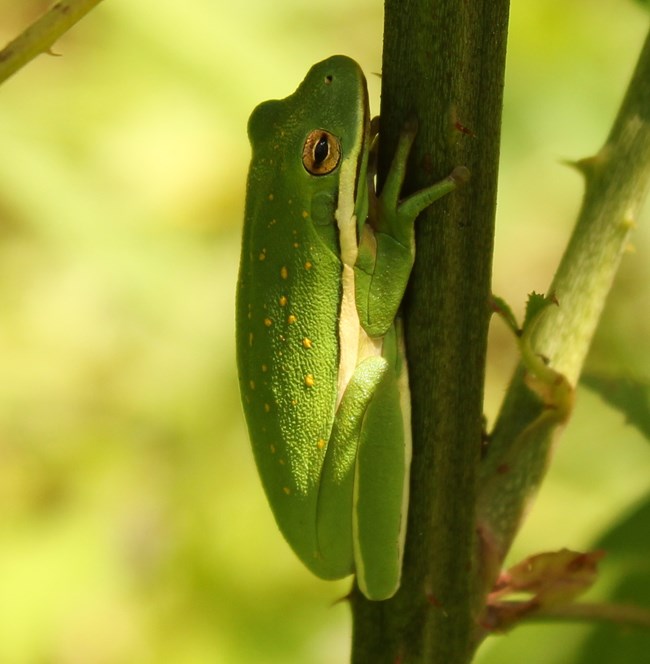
302;130;341;176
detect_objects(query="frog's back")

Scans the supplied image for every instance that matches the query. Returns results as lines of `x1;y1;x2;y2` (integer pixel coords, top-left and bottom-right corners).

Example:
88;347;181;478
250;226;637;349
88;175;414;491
236;55;366;566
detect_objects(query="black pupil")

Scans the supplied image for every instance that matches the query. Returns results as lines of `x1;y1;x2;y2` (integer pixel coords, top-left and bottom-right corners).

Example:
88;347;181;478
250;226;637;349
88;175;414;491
313;135;329;164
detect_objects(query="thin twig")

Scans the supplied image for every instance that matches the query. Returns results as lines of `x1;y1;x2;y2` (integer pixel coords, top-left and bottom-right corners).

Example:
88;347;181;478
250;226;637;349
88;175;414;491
0;0;105;85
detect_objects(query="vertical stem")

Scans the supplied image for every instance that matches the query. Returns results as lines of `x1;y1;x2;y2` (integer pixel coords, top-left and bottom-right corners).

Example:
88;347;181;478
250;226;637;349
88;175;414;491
351;1;509;662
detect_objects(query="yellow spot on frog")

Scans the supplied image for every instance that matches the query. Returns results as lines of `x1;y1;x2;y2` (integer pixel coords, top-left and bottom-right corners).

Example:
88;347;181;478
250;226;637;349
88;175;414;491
268;193;274;201
261;364;268;373
283;486;291;495
264;317;273;327
287;314;297;324
317;439;326;450
248;332;254;346
302;338;313;349
280;266;288;280
264;403;271;413
279;296;287;307
301;210;309;219
304;261;313;271
270;444;276;454
258;250;266;261
293;242;300;248
305;374;315;387
249;380;255;390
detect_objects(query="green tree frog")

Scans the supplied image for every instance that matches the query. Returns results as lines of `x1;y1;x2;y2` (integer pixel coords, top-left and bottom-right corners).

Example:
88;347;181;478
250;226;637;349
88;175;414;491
236;55;464;600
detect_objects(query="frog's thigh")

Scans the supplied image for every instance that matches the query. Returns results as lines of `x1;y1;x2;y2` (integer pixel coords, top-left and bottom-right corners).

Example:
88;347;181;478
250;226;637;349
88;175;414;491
315;356;390;579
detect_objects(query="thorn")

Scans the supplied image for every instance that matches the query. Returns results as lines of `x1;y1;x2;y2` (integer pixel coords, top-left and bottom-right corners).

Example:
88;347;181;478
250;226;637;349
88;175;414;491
562;150;606;178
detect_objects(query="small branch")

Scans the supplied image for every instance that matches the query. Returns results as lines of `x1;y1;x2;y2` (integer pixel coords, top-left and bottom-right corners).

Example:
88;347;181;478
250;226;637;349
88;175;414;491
538;601;650;629
499;601;650;630
531;29;650;385
477;26;650;598
0;0;105;85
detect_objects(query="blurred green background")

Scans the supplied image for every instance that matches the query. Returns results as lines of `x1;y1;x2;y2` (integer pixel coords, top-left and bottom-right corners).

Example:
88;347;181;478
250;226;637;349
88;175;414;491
0;1;648;663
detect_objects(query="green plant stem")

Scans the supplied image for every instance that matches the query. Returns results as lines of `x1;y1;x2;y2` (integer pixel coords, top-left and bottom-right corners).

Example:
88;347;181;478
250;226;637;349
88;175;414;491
350;2;509;663
506;601;650;630
477;26;650;607
532;37;650;383
0;0;105;85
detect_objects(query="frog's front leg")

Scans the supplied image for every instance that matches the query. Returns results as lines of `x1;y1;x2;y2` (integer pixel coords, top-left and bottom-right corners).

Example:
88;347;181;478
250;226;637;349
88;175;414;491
355;123;468;337
316;344;410;601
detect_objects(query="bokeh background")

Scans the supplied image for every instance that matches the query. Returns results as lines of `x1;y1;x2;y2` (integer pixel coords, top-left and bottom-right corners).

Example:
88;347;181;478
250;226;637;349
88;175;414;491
0;1;648;662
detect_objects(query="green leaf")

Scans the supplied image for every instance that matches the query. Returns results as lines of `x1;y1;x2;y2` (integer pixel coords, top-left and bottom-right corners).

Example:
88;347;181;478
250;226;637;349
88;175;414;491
522;291;555;330
581;373;650;441
575;496;650;663
634;0;650;14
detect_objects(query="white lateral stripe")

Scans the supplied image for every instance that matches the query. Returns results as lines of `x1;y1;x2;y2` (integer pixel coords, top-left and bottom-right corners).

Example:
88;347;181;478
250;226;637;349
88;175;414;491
334;150;361;405
336;264;360;407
